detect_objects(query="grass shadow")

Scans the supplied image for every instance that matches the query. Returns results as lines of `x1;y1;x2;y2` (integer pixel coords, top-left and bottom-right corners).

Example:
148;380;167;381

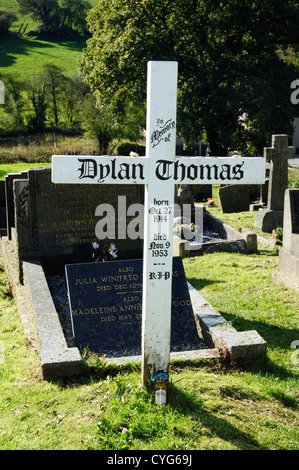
0;36;55;68
186;276;225;290
217;310;299;379
0;34;87;71
167;384;268;450
51;358;142;388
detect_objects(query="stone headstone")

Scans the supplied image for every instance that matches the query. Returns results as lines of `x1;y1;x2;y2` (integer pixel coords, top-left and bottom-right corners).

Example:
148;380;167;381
5;171;29;239
218;184;251;213
66;256;200;355
10;167;144;273
176;184;195;208
190;184;212;202
272;189;299;291
255;135;295;232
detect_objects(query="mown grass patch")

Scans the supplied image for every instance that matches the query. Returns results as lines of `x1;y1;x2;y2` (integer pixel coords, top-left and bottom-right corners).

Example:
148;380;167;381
0;250;298;450
0;34;87;77
183;252;299;369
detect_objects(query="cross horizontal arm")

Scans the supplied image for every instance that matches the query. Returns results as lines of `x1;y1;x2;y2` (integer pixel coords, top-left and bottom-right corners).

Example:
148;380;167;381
52;155;149;185
52;155;266;186
154;156;266;185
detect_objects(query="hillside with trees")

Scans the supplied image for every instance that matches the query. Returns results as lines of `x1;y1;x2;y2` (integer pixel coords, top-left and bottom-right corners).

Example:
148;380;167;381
0;0;132;154
0;0;299;156
16;0;92;36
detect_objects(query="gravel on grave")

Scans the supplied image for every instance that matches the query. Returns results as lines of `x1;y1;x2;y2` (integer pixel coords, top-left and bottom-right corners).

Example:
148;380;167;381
46;274;208;358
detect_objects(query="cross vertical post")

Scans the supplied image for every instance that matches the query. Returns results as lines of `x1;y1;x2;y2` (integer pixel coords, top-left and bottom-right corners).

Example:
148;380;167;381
141;61;178;386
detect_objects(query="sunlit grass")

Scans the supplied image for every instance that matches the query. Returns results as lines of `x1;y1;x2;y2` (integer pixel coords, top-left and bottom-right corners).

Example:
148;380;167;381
0;249;298;449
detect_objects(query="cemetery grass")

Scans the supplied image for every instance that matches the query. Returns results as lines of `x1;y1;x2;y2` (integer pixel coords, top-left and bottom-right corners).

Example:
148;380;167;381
0;253;298;450
204;171;299;240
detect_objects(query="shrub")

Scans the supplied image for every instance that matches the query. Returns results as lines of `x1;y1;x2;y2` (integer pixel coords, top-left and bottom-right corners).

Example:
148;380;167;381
0;10;18;37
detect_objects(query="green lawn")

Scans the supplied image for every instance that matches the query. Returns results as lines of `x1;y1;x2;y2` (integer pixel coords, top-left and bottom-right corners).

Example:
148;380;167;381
0;35;88;77
0;162;51;180
0;251;298;450
0;0;99;77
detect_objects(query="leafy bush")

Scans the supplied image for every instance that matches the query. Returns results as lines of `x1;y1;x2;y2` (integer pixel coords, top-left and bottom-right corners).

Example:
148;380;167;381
0;10;18;37
16;0;91;36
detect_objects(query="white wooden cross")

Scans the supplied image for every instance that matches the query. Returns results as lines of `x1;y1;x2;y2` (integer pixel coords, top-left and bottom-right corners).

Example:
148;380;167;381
52;61;266;386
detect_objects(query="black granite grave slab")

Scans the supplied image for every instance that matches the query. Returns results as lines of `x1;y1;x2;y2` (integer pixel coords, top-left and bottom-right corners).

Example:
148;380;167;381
65;257;200;355
11;167;144;273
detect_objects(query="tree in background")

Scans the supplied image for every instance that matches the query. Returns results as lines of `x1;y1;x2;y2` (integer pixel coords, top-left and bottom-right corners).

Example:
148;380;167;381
80;0;299;155
61;75;90;128
42;63;66;127
0;67;93;135
16;0;91;35
26;74;47;131
0;73;26;131
82;95;124;154
16;0;60;34
0;10;18;37
59;0;92;36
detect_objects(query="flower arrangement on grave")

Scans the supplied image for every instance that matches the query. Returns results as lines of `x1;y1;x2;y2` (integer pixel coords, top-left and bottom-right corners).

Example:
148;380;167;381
173;218;199;241
207;197;216;207
272;227;283;241
92;241;118;262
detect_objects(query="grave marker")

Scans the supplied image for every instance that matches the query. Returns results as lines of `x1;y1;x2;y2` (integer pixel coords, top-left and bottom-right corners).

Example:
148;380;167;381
272;189;299;291
264;135;294;211
52;60;266;385
8;168;144;275
255;135;295;232
65;257;199;356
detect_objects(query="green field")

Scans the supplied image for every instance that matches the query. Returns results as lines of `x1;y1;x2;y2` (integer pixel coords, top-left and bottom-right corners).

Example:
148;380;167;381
0;0;99;77
0;35;88;76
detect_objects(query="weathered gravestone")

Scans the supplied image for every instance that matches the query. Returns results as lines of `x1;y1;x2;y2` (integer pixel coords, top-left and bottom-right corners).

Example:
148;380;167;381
52;61;266;385
6;167;144;277
66;257;200;356
218;184;251;213
255;135;295;232
272;189;299;291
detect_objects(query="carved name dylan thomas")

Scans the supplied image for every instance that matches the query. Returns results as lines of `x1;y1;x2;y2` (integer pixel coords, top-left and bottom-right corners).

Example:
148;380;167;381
77;157;246;184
